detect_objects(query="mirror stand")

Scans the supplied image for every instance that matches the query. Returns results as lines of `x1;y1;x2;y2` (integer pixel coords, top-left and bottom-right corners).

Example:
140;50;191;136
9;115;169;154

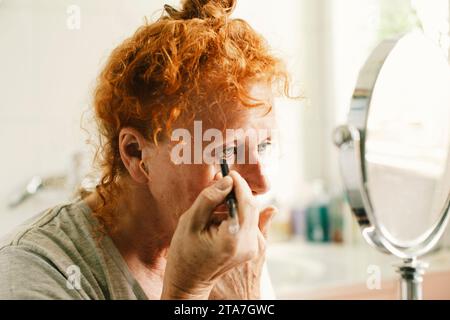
396;258;428;300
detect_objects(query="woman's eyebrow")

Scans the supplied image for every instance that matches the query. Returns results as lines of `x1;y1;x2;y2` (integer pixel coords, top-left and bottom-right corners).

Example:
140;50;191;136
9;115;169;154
219;137;239;147
220;140;239;148
216;132;273;148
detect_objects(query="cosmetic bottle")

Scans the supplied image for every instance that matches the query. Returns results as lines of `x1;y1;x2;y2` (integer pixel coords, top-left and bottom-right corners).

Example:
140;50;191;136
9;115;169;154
329;193;344;243
306;180;330;243
290;203;307;240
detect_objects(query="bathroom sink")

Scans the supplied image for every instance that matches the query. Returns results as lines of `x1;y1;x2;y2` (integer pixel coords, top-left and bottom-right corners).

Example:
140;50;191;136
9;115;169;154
266;244;326;291
265;240;396;299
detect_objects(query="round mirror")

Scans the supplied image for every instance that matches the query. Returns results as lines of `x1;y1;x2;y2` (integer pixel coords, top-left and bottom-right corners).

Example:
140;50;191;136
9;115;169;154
366;32;450;248
334;31;450;300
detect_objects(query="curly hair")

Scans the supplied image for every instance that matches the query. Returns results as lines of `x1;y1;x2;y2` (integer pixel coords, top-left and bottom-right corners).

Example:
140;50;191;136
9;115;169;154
89;0;291;234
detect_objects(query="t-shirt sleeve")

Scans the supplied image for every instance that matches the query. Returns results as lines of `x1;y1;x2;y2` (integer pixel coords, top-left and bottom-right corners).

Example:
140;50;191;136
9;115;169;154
0;246;85;300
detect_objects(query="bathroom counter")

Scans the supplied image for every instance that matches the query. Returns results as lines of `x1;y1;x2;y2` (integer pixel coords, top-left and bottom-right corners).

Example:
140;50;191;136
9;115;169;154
266;239;450;299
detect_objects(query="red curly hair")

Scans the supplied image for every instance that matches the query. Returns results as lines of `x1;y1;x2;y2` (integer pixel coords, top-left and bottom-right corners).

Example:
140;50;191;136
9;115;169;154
89;0;291;234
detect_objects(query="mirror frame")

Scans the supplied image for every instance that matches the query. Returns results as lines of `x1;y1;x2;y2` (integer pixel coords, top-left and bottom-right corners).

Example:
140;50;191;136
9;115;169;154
333;33;450;260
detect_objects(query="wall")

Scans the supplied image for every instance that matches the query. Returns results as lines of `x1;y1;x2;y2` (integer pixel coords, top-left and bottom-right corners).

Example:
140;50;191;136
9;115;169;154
0;0;305;216
0;0;167;204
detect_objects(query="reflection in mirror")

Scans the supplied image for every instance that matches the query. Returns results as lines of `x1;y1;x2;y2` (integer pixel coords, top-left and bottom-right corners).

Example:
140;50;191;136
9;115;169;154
366;32;450;247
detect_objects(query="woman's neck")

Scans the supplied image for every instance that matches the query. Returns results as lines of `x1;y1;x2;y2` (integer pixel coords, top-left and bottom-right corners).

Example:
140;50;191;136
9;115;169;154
84;182;172;298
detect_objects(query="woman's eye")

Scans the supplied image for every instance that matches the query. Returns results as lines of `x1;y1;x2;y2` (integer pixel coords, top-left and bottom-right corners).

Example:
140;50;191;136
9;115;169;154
257;141;272;154
223;146;237;158
216;144;238;161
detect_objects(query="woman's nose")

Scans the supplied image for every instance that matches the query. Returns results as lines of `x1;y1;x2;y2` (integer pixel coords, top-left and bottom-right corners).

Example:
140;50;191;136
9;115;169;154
237;161;271;196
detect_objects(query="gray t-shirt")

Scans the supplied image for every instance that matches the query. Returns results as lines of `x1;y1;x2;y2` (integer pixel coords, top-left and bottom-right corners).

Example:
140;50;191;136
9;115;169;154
0;200;148;300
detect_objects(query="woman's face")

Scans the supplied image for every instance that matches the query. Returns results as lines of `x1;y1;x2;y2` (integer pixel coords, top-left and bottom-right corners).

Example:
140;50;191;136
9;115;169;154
143;82;277;230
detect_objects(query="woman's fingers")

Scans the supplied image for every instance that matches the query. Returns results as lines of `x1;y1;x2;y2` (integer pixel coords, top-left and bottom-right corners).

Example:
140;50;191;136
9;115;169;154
166;172;269;299
228;170;259;230
188;169;262;237
258;206;277;238
189;176;233;231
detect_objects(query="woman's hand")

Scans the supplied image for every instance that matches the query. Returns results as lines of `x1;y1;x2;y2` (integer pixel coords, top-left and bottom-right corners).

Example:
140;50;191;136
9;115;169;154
161;171;269;300
208;206;276;300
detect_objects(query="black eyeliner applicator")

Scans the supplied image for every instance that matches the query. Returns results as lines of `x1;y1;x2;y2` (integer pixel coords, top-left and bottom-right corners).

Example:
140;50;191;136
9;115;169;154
220;159;240;233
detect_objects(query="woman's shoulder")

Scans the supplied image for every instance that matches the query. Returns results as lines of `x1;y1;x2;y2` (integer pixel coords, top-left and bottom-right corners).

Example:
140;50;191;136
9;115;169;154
0;200;97;299
0;200;105;281
0;200;94;251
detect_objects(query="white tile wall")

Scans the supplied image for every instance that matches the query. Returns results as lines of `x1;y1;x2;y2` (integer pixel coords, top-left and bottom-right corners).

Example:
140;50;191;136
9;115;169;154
0;0;305;229
0;0;172;209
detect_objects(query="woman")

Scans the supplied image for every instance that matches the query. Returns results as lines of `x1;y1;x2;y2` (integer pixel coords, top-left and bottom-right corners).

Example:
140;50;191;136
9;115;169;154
0;0;290;299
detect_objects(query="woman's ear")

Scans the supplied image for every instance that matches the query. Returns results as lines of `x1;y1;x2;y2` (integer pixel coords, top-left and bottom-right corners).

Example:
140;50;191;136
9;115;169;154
118;127;150;184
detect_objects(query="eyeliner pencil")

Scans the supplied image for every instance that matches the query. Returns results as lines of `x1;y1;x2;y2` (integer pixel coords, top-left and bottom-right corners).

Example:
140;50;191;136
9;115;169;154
220;159;238;220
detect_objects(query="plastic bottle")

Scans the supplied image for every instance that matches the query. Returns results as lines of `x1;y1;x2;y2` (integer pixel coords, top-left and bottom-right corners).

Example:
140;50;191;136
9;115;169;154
306;180;331;242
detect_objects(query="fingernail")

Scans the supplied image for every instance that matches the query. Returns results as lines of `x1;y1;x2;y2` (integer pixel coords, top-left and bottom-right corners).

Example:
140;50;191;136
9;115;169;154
216;176;232;190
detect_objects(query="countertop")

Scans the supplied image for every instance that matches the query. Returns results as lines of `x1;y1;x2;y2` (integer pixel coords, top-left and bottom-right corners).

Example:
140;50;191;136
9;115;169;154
266;239;450;299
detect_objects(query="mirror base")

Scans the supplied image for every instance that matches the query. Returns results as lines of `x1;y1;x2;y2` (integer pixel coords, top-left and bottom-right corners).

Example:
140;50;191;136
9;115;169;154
396;258;428;300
